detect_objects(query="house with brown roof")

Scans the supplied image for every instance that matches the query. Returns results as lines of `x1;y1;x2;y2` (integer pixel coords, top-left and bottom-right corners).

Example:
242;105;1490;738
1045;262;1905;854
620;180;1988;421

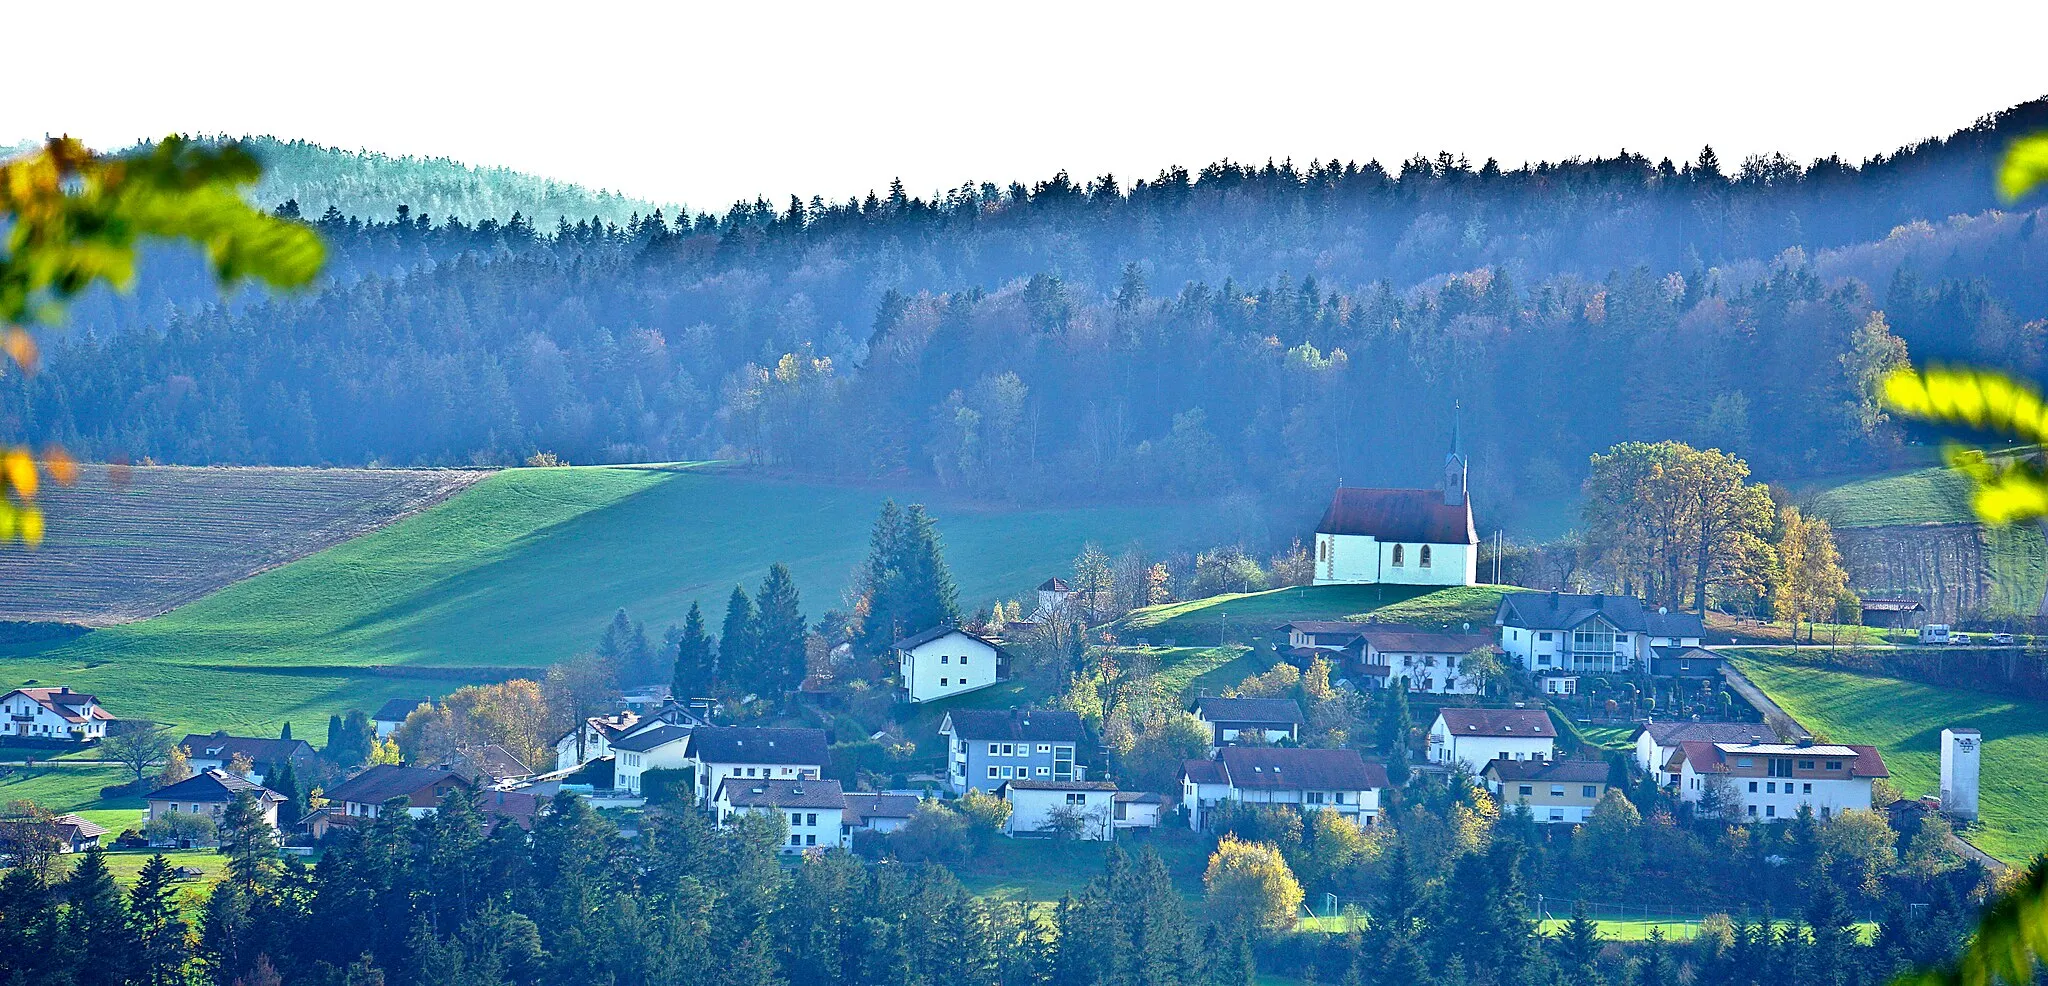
1355;628;1503;695
1;687;115;743
1310;427;1477;587
145;769;285;845
1179;747;1389;830
180;732;318;787
1672;740;1889;821
1428;708;1557;774
716;777;847;852
894;626;1009;704
1632;721;1780;788
840;792;919;838
686;727;830;805
1191;696;1303;747
1001;779;1119;840
322;765;475;822
1483;759;1612;823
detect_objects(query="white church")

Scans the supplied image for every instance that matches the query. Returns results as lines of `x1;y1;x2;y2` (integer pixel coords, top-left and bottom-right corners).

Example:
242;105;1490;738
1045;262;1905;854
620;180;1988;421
1311;424;1478;588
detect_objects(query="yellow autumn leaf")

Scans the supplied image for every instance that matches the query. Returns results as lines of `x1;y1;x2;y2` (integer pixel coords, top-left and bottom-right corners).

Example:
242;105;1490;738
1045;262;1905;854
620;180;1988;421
1999;134;2048;203
2;448;36;498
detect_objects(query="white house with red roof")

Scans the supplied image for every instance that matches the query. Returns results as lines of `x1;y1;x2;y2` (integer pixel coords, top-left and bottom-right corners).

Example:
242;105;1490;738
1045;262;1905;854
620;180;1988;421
1428;708;1556;774
1179;746;1390;830
1671;740;1889;821
1356;627;1502;694
1;687;114;743
1311;428;1477;587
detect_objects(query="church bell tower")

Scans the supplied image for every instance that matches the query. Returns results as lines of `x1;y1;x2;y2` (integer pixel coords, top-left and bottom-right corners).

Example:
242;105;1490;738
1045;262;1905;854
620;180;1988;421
1444;401;1468;507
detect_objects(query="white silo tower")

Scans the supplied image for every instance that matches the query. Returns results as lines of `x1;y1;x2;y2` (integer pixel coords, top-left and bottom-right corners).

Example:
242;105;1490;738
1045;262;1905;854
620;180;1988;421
1940;727;1981;821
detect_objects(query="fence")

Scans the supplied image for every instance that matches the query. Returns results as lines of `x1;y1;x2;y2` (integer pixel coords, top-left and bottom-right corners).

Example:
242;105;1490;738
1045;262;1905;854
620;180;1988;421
1296;896;1880;941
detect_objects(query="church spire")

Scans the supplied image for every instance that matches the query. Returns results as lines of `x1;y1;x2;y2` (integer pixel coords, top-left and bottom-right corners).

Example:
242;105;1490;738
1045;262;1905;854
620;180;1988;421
1444;401;1468;507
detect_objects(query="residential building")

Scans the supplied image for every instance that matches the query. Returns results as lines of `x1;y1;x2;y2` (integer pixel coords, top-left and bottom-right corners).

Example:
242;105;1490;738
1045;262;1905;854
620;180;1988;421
939;708;1084;795
1354;628;1501;694
552;711;641;772
1312;428;1478;587
145;769;284;843
322;765;475;821
432;744;532;787
1180;746;1388;830
618;683;673;714
1191;696;1302;747
716;778;846;852
1649;646;1725;678
1001;779;1117;840
895;626;1010;704
1632;721;1778;788
1494;592;1705;673
611;724;695;797
1672;741;1890;820
1113;791;1164;830
53;814;110;853
686;727;830;805
0;687;113;743
371;697;431;739
1428;708;1556;775
1540;675;1578;697
840;792;919;839
179;732;318;786
1484;759;1611;823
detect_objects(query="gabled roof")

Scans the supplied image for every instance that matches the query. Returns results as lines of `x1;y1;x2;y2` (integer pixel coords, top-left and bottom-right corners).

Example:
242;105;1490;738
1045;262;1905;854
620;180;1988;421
1182;759;1229;785
1435;708;1557;739
1218;747;1389;790
1317;488;1478;545
372;697;433;722
842;792;919;823
1038;578;1072;592
687;727;830;766
1860;598;1924;613
148;768;283;804
179;733;315;766
325;764;473;805
53;814;109;839
1114;791;1163;804
5;687;114;724
1358;629;1500;655
720;777;845;809
1495;592;1704;637
476;789;545;832
1485;758;1610;783
436;744;531;781
610;723;693;754
1001;779;1118;792
1194;696;1304;725
1635;721;1778;746
1650;646;1723;662
1675;742;1889;778
940;708;1085;743
893;625;1002;652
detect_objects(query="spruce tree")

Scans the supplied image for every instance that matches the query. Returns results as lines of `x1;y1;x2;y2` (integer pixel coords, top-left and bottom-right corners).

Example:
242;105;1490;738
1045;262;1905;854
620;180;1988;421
754;564;808;699
897;504;960;632
280;721;292;741
670;601;715;699
853;500;906;655
1559;900;1604;986
326;714;343;754
63;846;132;986
1376;683;1413;785
719;585;758;693
219;791;280;892
129;854;191;986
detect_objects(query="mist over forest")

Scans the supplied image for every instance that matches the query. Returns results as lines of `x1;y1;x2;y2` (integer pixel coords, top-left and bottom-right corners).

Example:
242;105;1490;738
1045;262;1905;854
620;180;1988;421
13;99;2048;536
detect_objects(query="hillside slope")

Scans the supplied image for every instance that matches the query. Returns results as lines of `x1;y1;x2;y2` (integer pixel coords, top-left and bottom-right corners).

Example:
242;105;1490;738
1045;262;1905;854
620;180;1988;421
0;465;1222;734
1808;467;2047;620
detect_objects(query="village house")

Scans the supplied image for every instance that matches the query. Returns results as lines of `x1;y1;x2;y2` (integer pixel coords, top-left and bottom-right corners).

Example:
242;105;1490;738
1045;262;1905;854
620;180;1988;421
432;744;533;787
1179;746;1388;830
52;814;110;853
895;626;1010;704
687;726;830;805
1001;779;1118;840
145;769;285;844
1632;721;1780;787
1427;708;1556;775
179;732;318;786
1672;740;1889;820
611;724;695;797
371;697;431;740
840;792;919;840
552;710;641;772
1649;646;1726;679
1311;430;1478;587
0;687;114;743
1276;620;1375;664
1354;627;1501;694
716;777;847;852
1494;592;1705;674
1113;791;1164;830
940;708;1085;795
1191;695;1303;747
320;764;475;823
1484;759;1611;823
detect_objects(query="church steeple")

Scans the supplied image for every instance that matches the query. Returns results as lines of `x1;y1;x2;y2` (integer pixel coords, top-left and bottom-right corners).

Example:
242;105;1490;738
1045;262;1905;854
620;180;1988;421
1444;401;1468;507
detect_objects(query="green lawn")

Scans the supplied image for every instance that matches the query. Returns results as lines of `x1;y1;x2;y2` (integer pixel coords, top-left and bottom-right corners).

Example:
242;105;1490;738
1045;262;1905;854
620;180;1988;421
4;464;1224;738
1143;646;1266;699
1732;655;2048;864
953;828;1213;902
1116;583;1509;641
1809;467;1977;528
1576;725;1637;754
0;765;139;813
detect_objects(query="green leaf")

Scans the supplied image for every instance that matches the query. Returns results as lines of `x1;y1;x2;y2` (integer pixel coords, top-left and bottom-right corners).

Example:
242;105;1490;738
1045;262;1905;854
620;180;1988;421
1997;134;2048;204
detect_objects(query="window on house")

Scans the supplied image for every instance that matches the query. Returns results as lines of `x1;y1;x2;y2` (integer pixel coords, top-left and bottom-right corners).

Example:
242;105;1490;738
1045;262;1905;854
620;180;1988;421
1336;792;1348;804
1066;793;1086;805
806;813;818;826
1802;783;1812;794
791;812;803;826
1550;810;1564;821
1519;785;1534;797
960;679;968;686
1306;791;1325;804
1766;805;1777;818
941;655;950;664
1000;766;1014;778
1549;785;1566;797
1392;545;1405;566
1582;786;1597;798
1746;805;1758;817
1798;759;1815;770
1825;761;1843;770
1001;743;1014;756
988;743;1000;755
1420;545;1432;568
1539;632;1553;641
987;766;999;778
1037;744;1051;753
789;835;801;846
940;678;948;686
1767;782;1777;793
1748;781;1759;792
1036;767;1050;776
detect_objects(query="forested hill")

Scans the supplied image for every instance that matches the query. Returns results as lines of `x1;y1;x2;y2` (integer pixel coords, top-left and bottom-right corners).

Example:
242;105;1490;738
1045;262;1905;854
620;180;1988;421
11;98;2048;532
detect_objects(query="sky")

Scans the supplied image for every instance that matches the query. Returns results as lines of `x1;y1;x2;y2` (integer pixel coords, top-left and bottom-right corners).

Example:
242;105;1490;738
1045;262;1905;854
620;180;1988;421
9;1;2048;209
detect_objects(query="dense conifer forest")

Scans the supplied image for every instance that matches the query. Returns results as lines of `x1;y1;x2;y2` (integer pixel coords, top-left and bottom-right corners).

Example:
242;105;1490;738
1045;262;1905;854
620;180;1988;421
12;100;2048;527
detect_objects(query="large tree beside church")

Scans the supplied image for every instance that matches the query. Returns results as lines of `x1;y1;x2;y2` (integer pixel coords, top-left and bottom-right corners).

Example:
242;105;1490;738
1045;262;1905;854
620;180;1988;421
1581;441;1775;612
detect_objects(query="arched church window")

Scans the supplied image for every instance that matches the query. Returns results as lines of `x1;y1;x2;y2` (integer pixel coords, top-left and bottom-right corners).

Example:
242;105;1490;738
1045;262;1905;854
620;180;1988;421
1391;544;1404;566
1420;545;1432;568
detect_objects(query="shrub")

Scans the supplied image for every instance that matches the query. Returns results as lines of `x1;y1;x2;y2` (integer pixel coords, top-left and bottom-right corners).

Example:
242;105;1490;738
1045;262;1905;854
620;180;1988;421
639;767;694;805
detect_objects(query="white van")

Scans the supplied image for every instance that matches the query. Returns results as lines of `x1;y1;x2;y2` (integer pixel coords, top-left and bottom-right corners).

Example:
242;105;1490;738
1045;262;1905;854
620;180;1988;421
1918;624;1951;644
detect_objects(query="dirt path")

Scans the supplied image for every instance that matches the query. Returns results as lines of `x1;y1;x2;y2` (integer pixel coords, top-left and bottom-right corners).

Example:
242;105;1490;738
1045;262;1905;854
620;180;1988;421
1718;663;1809;741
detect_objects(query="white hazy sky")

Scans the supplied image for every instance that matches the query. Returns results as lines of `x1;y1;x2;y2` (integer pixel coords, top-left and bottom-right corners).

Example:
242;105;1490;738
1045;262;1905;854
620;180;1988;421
9;1;2048;209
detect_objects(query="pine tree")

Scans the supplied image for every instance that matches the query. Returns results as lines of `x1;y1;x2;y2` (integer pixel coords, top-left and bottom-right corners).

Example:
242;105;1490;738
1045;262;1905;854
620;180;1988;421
897;504;960;632
1376;684;1413;785
129;854;192;986
853;500;906;655
63;846;132;986
670;601;715;699
1640;927;1673;986
279;721;292;741
1559;900;1604;986
199;882;248;985
219;790;280;891
719;585;758;693
754;564;808;699
268;759;303;829
326;714;343;754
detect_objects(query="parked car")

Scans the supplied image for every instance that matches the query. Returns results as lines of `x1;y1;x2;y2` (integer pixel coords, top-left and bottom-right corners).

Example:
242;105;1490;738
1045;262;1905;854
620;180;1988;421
1949;633;1973;645
1993;632;2017;645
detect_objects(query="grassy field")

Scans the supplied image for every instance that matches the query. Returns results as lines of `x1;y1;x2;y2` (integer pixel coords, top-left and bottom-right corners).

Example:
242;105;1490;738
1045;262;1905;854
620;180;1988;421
1116;584;1511;641
0;465;482;625
953;828;1213;902
1808;467;1977;528
1732;654;2048;864
4;465;1226;738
